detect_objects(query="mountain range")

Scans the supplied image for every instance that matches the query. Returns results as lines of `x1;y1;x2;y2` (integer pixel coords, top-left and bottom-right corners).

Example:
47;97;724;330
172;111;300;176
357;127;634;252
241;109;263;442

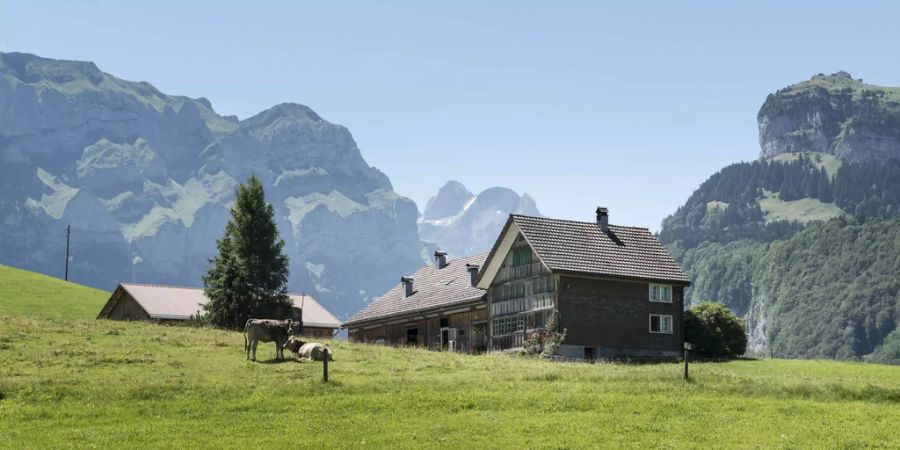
0;52;536;320
418;181;540;258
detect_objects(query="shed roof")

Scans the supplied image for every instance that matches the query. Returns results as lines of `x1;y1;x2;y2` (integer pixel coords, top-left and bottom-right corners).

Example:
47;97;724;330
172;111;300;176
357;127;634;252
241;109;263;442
343;253;487;327
100;283;341;328
478;214;690;287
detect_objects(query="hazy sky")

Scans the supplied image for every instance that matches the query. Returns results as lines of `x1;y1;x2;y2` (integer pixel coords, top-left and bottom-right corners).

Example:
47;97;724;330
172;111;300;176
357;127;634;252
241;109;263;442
3;1;900;230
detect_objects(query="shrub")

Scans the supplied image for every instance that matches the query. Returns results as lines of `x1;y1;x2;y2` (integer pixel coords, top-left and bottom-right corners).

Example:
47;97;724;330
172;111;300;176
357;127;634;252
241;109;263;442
685;302;747;358
521;309;567;358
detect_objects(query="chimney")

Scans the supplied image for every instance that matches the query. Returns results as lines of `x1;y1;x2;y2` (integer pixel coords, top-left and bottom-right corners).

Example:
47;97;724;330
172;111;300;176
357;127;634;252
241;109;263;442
434;251;448;269
401;276;414;298
596;206;609;233
466;263;480;287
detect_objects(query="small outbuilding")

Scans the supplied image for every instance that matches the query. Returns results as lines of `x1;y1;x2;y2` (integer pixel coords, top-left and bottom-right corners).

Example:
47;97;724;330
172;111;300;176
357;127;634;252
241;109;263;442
97;283;341;337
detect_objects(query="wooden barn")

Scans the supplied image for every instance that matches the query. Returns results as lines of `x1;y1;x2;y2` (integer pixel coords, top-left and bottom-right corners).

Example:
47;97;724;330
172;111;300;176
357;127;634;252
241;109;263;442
344;252;488;353
476;208;690;360
97;283;341;337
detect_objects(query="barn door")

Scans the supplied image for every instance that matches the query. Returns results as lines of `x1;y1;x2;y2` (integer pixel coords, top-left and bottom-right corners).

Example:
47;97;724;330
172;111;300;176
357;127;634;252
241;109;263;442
448;328;458;352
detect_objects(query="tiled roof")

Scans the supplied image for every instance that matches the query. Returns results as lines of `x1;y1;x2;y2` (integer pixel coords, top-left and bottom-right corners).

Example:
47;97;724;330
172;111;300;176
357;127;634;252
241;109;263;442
344;253;487;326
487;215;689;284
106;284;341;327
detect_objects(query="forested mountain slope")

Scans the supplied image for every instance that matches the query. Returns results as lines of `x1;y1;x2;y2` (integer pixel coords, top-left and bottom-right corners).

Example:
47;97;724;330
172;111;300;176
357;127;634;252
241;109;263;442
660;72;900;363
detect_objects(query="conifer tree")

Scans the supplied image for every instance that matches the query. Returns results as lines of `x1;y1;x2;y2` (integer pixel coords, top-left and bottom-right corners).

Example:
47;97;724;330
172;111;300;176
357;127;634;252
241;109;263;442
202;175;291;329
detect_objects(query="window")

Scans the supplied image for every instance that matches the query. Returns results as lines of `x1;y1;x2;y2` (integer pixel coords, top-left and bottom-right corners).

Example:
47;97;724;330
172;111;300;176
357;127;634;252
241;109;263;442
649;284;672;303
649;314;673;334
440;318;449;328
492;316;524;335
512;248;532;266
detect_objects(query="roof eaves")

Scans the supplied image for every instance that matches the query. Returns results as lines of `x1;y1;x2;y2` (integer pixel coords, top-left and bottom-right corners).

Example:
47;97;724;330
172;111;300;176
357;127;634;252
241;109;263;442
342;293;486;327
554;269;691;286
476;214;516;284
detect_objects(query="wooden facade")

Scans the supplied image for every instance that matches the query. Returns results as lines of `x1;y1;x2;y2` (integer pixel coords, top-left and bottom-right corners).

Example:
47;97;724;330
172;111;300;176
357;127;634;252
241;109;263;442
554;275;686;360
478;212;691;360
104;289;152;321
484;235;688;359
347;301;488;353
345;253;489;353
488;236;557;351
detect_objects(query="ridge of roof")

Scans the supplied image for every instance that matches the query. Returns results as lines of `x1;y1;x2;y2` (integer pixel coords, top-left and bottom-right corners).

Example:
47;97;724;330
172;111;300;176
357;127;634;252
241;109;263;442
121;283;204;290
119;283;325;299
509;213;652;232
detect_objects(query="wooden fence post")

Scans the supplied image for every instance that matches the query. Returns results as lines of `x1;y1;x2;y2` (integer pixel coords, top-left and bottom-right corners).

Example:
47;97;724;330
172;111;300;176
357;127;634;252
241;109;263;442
323;352;329;383
683;349;689;381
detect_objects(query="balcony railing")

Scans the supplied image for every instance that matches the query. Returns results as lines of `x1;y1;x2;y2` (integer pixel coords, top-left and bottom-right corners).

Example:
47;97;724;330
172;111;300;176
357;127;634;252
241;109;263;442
495;262;547;284
490;292;555;317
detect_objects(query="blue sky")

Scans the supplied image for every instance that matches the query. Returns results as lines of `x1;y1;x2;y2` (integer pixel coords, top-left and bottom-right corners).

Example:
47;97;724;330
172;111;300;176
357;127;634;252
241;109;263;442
3;1;900;230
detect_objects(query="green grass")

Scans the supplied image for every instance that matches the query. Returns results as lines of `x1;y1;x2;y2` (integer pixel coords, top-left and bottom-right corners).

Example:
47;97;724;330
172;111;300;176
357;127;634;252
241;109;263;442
1;266;899;448
758;189;845;224
0;264;108;319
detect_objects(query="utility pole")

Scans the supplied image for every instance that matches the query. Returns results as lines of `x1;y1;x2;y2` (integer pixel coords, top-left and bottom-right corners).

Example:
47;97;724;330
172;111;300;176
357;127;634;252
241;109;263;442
65;225;70;281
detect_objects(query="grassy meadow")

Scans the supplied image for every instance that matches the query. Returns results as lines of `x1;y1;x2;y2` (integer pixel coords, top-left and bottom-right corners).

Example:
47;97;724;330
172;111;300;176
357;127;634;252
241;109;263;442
1;264;899;449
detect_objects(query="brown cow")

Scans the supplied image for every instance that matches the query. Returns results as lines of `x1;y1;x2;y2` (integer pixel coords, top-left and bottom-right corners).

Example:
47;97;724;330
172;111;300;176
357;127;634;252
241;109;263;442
244;319;293;361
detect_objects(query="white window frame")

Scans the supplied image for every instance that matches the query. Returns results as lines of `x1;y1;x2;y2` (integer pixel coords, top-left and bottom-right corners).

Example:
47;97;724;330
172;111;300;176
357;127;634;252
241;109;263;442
649;283;672;303
649;314;673;334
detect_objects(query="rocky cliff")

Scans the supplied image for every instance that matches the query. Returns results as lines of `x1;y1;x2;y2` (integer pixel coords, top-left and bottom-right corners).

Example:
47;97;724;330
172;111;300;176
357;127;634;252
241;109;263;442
0;52;423;319
758;71;900;162
418;181;540;258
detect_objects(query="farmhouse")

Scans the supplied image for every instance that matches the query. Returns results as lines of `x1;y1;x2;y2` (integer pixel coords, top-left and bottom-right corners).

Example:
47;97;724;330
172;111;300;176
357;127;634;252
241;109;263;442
97;284;341;337
344;252;489;353
477;208;690;359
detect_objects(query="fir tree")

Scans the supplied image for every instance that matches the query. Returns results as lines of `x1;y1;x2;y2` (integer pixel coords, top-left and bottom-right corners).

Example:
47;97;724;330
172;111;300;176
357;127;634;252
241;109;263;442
202;175;291;329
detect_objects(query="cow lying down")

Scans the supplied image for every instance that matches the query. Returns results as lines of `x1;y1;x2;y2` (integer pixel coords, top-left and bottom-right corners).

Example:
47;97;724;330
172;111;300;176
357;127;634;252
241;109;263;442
285;336;334;361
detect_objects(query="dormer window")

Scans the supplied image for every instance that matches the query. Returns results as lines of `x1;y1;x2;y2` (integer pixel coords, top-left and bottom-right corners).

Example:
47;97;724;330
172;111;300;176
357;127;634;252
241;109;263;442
649;284;672;303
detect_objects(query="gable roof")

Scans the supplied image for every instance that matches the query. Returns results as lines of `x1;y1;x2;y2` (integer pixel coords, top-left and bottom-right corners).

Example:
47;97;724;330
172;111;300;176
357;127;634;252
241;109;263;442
343;253;487;327
290;293;341;328
99;283;341;328
478;214;689;287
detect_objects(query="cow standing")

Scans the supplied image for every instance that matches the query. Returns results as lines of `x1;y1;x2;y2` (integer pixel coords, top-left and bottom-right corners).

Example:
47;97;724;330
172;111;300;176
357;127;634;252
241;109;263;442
244;319;293;361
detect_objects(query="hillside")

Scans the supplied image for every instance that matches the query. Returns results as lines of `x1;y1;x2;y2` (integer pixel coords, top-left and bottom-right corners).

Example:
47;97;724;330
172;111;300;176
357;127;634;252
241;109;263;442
0;52;423;320
660;155;900;362
0;264;107;319
661;72;900;363
1;267;898;448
